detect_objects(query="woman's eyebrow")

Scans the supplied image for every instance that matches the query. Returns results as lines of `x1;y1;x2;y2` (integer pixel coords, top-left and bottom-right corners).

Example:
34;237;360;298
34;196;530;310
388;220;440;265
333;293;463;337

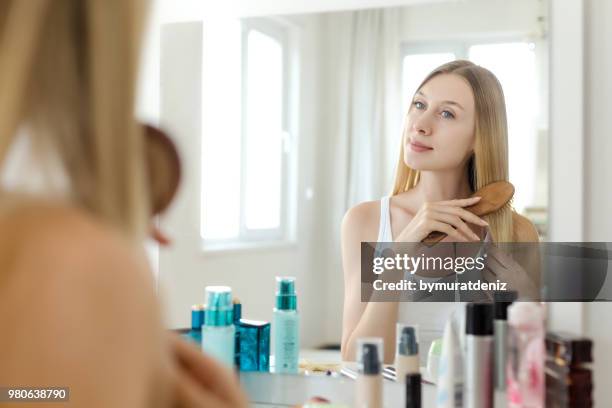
415;91;465;111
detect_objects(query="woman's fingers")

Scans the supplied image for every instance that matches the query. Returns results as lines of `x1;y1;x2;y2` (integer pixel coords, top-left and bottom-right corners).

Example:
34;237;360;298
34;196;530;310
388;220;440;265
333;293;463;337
434;205;489;227
174;364;230;408
436;196;481;206
430;211;480;241
170;335;247;407
428;220;468;242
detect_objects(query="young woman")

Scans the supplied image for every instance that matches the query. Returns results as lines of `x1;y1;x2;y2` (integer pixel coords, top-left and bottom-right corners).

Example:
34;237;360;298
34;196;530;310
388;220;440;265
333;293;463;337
340;60;540;363
0;1;246;407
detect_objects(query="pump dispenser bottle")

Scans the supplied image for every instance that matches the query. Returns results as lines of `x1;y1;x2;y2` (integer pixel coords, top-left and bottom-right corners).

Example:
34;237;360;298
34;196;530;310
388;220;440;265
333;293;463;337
356;338;383;408
201;286;235;368
395;323;419;383
273;276;300;373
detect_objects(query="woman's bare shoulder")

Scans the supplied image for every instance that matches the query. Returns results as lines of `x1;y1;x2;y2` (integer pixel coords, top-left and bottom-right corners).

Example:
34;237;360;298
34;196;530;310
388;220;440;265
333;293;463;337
0;200;151;283
0;200;167;407
512;211;540;242
341;200;381;243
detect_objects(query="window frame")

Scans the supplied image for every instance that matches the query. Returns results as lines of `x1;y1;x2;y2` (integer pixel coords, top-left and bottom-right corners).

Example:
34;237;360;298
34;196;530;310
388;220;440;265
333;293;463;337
401;34;536;64
201;17;296;250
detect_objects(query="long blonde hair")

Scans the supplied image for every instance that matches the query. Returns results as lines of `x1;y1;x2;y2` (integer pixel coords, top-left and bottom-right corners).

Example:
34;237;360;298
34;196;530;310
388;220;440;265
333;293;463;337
392;60;513;242
0;0;149;238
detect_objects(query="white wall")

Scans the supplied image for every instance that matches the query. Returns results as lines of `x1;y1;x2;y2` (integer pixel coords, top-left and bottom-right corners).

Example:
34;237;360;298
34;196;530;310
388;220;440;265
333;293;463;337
400;0;542;42
583;0;612;405
154;14;328;349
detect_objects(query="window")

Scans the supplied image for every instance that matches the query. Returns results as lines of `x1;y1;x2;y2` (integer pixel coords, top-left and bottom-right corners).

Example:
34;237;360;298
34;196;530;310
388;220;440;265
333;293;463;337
201;18;294;247
401;41;542;215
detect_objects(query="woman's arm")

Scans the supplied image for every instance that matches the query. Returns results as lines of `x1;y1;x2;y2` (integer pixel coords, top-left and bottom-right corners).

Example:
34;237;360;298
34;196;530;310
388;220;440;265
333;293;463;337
340;202;398;364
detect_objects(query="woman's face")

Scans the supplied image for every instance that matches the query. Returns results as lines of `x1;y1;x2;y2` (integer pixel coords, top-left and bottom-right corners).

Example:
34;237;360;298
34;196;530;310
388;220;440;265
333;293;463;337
403;73;476;171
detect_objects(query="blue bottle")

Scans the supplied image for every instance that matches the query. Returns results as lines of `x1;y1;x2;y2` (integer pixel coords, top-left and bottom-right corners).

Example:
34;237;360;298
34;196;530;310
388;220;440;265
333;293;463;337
234;300;271;371
237;321;271;371
273;277;300;374
184;303;205;347
201;286;235;368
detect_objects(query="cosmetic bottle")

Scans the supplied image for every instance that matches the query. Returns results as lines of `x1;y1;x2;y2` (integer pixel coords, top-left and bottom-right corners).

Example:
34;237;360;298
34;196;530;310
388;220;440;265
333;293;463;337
545;332;593;407
395;323;419;383
465;303;493;408
233;298;242;368
185;303;205;347
493;290;517;391
406;373;422;408
201;286;235;368
427;338;442;383
436;319;463;408
234;298;270;371
356;338;383;408
237;319;271;372
507;302;544;408
273;276;300;374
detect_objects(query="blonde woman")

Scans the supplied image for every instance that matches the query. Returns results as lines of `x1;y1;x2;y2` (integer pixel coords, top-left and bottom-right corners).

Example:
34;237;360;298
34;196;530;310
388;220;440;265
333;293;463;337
341;60;540;363
0;1;246;407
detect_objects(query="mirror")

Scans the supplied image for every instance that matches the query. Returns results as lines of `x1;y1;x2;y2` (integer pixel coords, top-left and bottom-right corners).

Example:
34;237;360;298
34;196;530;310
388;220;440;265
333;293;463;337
151;0;550;360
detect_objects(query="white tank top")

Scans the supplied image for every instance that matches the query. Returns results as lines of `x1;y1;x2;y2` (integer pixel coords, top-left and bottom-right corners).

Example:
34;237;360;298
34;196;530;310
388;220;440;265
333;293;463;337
375;196;491;362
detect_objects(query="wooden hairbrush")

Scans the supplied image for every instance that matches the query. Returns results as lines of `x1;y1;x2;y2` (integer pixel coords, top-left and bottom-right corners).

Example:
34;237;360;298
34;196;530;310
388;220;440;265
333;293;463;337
144;124;181;215
422;181;514;243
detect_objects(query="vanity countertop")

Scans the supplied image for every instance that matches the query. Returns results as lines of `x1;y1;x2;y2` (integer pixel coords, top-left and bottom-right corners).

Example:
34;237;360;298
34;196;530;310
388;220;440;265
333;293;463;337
243;349;507;407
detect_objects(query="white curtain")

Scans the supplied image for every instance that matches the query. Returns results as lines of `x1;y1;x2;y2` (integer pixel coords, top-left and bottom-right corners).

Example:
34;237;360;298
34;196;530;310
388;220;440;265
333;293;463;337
320;8;404;341
326;8;403;211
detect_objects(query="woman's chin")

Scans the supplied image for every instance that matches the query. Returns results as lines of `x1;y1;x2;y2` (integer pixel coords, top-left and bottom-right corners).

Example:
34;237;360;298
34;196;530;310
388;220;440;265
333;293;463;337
403;154;431;171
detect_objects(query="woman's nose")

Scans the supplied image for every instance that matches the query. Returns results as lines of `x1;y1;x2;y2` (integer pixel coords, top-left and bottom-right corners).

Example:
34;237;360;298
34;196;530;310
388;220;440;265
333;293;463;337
412;113;433;136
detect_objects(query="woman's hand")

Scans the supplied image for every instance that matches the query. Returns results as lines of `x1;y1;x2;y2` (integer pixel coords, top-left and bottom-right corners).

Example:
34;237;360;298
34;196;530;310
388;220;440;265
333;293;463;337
169;334;248;408
482;244;539;300
395;197;489;242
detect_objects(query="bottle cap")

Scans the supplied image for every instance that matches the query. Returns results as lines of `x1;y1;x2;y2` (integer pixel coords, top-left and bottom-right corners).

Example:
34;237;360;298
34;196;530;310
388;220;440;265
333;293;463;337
275;276;297;311
233;298;242;322
204;286;233;326
397;324;418;356
191;304;205;329
357;338;383;375
508;302;544;330
465;303;493;335
405;373;422;408
493;290;517;320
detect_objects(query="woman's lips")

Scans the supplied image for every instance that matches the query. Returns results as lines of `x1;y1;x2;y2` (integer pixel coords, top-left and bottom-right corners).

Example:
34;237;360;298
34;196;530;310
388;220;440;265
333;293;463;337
409;140;433;153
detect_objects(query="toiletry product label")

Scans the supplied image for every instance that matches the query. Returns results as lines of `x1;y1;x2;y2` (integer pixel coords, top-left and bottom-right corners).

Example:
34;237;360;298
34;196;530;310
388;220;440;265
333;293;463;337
273;310;300;374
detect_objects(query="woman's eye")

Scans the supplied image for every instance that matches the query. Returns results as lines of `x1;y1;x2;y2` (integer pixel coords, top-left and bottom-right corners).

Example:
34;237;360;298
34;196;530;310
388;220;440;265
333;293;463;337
441;110;455;119
413;101;425;110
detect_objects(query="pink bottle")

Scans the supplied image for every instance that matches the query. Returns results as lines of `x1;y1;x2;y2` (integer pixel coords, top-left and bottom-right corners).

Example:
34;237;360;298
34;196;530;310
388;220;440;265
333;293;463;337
506;302;544;408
